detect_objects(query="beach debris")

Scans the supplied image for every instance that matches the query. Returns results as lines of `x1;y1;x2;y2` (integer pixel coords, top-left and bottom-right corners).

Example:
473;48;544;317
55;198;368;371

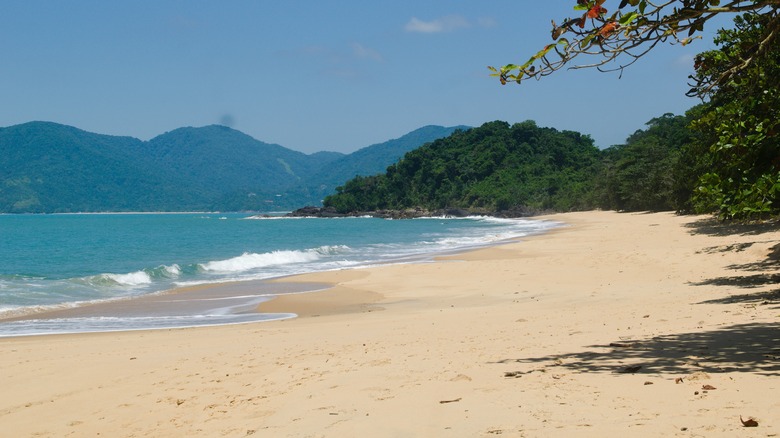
702;384;716;390
439;398;462;404
675;377;684;384
740;416;759;427
618;365;642;374
644;381;653;385
610;341;637;348
176;399;185;406
504;371;524;378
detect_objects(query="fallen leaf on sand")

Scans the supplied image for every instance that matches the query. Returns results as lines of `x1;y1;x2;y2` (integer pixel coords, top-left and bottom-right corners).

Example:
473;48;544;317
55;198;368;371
618;365;642;374
439;398;462;404
702;384;716;390
675;377;684;384
740;416;759;427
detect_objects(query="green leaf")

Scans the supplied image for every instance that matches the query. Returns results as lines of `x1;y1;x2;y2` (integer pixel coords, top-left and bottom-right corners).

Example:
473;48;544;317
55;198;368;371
619;12;638;25
580;34;596;49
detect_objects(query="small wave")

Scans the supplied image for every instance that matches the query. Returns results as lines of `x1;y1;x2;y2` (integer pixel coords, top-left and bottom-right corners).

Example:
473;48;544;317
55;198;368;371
148;264;181;279
84;271;153;287
105;271;153;286
201;249;319;273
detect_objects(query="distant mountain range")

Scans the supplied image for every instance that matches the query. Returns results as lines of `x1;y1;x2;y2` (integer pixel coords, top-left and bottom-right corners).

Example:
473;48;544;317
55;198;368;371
0;121;467;213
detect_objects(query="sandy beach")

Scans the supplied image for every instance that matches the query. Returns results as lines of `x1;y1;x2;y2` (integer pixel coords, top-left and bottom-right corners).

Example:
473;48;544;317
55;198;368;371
1;210;777;437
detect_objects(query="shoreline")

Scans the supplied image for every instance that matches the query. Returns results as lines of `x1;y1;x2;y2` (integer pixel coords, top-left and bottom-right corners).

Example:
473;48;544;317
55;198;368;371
0;216;559;336
1;211;777;436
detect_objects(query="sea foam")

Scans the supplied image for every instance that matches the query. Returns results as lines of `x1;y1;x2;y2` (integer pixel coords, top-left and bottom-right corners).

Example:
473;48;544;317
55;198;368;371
201;249;320;273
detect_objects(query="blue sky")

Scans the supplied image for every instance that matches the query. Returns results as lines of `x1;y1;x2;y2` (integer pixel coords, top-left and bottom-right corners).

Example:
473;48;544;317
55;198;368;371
0;1;724;154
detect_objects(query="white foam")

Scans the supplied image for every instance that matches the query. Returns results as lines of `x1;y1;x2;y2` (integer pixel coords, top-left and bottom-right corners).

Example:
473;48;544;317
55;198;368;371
201;249;321;273
104;271;153;286
163;264;181;277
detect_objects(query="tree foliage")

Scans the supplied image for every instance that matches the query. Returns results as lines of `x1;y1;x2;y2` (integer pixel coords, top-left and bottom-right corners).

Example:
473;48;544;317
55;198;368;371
593;113;695;211
490;0;779;96
490;2;779;220
687;11;780;218
324;121;602;214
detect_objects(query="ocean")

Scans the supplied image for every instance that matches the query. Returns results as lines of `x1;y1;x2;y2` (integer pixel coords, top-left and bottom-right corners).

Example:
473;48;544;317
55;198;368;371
0;213;559;336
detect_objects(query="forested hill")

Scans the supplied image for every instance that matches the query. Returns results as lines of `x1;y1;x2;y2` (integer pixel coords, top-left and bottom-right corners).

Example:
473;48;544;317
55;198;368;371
323;121;601;214
305;125;468;199
0;121;463;213
323;114;704;216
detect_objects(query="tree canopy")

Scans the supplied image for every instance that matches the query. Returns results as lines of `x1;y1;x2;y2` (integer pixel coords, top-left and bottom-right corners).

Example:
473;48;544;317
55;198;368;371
490;0;779;96
687;11;780;218
320;112;701;215
324;121;602;214
490;1;779;219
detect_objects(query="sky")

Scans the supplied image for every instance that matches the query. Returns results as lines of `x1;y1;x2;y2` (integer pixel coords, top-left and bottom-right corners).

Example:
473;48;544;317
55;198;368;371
0;1;728;154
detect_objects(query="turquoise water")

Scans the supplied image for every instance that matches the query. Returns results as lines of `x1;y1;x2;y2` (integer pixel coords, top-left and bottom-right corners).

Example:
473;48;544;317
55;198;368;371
0;213;558;335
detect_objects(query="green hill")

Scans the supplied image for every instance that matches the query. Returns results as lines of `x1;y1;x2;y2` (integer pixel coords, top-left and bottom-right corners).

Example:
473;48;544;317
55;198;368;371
324;120;601;214
0;122;198;212
306;125;468;199
0;121;460;213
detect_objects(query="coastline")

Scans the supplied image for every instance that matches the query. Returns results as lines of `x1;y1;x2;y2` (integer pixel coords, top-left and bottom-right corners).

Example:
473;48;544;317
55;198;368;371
0;211;777;436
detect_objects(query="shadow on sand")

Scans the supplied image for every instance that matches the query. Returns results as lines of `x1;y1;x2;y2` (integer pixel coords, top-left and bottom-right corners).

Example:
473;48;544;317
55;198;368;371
493;322;780;376
684;216;780;307
494;217;780;378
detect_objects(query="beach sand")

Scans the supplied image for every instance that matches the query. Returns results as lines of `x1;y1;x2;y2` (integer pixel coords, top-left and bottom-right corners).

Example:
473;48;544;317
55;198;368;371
0;211;777;437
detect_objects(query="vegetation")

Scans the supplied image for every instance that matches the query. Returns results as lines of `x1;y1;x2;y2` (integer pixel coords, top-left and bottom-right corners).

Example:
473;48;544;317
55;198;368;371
324;121;602;214
592;112;695;212
0;122;460;213
687;11;780;218
490;0;778;95
304;125;468;201
324;114;695;213
487;2;779;220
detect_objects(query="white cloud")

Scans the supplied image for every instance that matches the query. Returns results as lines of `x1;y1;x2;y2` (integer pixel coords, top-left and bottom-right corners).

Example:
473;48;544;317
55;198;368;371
405;15;470;33
351;43;383;62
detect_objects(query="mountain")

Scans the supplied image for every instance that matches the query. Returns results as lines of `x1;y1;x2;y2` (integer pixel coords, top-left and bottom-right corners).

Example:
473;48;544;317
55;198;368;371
0;121;462;213
306;125;468;199
142;125;344;210
0;122;198;212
